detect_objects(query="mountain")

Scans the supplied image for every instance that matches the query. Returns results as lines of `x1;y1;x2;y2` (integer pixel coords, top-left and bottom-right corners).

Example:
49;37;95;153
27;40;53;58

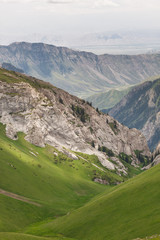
1;62;24;73
1;42;160;98
86;86;132;110
109;78;160;151
1;68;160;240
2;30;160;55
0;67;151;177
147;142;160;168
0;119;106;239
0;67;152;239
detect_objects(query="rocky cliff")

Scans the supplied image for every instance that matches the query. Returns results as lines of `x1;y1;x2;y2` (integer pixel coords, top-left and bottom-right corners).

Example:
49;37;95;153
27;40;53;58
0;68;151;176
109;78;160;151
152;142;160;166
0;42;160;98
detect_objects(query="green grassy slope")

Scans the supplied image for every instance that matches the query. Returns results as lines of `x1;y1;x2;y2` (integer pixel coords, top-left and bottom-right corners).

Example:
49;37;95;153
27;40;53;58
86;86;132;110
29;162;160;240
0;122;111;233
0;232;75;240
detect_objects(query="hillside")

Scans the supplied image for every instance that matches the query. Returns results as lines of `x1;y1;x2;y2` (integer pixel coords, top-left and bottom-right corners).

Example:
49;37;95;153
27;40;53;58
0;121;108;234
1;42;160;98
0;67;151;175
0;68;159;240
25;161;160;240
86;86;132;110
109;78;160;151
0;68;153;240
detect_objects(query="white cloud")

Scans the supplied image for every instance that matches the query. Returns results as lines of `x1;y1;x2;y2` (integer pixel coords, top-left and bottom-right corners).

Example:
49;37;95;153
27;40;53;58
0;0;120;9
1;0;160;40
93;0;119;8
1;0;160;9
47;0;73;4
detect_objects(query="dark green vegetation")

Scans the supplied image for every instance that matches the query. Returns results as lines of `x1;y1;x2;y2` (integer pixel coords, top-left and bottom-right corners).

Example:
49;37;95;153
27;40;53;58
109;78;160;150
134;150;150;166
98;145;114;157
86;87;132;110
71;104;89;123
26;162;160;240
108;120;119;135
1;42;160;98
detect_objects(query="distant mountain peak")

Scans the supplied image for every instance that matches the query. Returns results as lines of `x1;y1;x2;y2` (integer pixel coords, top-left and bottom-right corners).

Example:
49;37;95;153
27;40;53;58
109;77;160;151
0;41;160;98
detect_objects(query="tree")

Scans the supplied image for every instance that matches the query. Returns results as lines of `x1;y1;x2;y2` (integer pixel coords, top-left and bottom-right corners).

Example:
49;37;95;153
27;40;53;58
91;141;95;148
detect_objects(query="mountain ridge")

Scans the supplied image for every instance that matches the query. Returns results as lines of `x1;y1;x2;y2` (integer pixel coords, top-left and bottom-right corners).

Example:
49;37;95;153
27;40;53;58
1;42;160;98
109;77;160;150
0;68;159;240
0;67;151;177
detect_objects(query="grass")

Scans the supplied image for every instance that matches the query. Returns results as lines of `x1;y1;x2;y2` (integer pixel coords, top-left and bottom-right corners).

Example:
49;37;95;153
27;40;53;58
0;232;75;240
27;162;160;240
0;68;57;92
0;122;109;233
74;152;124;184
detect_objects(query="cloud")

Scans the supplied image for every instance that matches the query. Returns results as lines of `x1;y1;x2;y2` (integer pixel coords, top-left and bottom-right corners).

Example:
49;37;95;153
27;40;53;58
47;0;73;4
0;0;119;8
1;0;160;15
0;0;34;2
93;0;119;8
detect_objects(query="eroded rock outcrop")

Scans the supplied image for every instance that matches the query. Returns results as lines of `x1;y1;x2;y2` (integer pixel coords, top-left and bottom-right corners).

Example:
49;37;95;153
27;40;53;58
0;69;151;174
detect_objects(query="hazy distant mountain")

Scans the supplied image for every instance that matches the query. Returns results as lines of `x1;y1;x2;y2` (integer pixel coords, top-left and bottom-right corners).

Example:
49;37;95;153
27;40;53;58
2;62;24;73
1;42;160;98
86;86;132;110
109;78;160;151
1;30;160;55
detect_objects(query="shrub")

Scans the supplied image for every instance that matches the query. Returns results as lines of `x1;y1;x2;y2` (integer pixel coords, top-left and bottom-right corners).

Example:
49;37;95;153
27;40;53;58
59;97;64;104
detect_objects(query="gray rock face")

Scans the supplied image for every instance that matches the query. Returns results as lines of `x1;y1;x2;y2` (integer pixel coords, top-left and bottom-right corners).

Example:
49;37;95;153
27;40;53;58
152;142;160;166
144;142;160;169
152;155;160;166
0;71;151;174
94;178;109;185
109;78;160;151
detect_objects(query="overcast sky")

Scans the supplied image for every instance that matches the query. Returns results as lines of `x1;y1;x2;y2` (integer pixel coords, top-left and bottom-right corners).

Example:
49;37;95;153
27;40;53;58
0;0;160;42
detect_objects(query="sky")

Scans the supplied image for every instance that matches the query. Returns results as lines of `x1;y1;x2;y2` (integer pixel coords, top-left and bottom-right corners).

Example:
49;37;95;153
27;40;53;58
0;0;160;45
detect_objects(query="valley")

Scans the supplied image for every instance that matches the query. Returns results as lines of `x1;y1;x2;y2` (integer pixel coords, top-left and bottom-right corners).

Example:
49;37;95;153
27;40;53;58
1;0;160;238
0;67;160;240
